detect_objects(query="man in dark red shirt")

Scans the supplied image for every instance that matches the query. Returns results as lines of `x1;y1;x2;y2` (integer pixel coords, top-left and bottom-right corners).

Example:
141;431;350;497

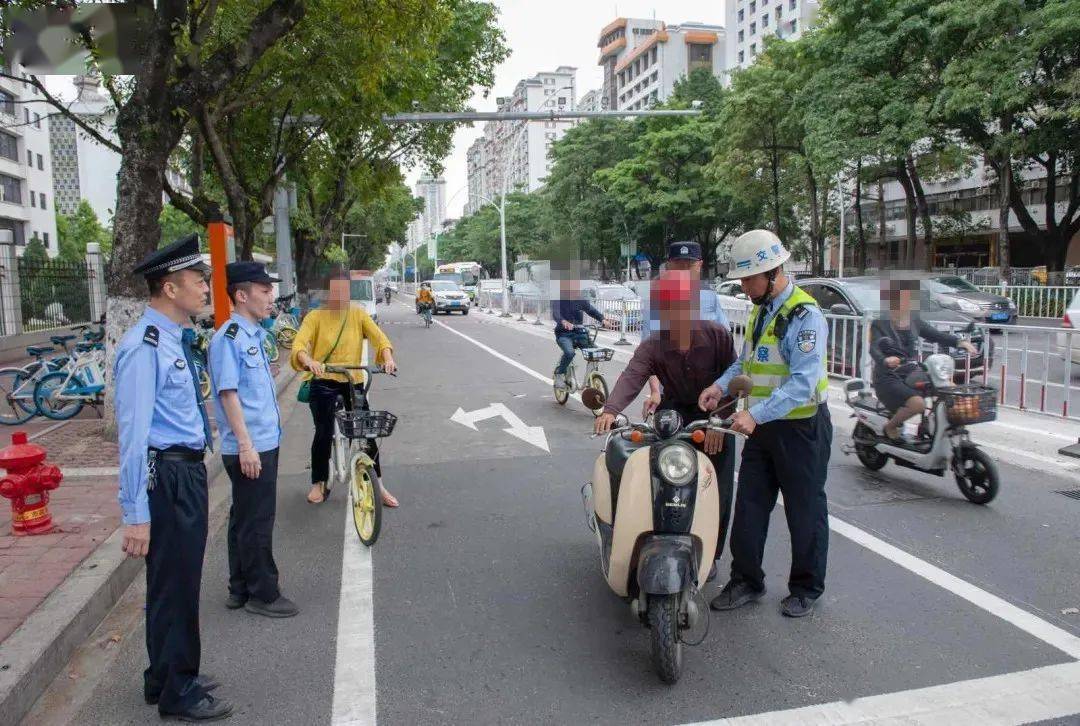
594;270;739;568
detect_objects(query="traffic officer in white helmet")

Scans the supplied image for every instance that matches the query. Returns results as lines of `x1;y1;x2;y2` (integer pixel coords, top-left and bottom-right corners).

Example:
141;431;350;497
698;229;832;618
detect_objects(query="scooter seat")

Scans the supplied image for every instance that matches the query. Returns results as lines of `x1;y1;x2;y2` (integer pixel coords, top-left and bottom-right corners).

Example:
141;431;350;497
606;434;646;497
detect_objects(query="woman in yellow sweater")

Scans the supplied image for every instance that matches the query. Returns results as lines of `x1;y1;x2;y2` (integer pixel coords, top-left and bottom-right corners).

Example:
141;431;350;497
290;272;398;505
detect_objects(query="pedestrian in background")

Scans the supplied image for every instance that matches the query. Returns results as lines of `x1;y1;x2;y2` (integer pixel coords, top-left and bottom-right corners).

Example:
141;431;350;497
290;269;398;505
114;234;232;721
209;262;298;618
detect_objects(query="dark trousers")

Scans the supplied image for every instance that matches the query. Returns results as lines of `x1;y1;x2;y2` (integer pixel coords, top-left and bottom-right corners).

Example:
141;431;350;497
223;448;281;604
555;333;577;374
308;379;381;485
144;451;208;713
728;406;832;598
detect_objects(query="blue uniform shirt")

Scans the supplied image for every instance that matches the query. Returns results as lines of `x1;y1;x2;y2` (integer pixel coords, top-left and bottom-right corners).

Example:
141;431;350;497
114;307;207;525
715;280;829;424
641;287;730;339
209;313;281;455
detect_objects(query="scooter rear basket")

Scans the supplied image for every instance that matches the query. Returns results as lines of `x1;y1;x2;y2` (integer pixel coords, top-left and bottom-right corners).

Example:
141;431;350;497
938;385;997;425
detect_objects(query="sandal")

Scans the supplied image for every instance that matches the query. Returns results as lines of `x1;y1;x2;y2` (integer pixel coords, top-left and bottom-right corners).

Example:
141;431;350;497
307;483;326;504
381;489;399;508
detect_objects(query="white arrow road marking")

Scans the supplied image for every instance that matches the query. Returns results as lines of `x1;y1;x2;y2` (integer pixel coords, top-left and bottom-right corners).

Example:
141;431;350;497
450;403;549;453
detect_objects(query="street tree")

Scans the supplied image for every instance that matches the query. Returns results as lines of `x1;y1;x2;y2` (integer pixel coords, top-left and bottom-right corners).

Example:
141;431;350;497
56;201;112;262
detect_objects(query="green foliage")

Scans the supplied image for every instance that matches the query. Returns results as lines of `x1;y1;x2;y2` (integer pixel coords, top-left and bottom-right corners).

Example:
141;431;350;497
56;201;113;262
159;203;205;250
22;235;49;266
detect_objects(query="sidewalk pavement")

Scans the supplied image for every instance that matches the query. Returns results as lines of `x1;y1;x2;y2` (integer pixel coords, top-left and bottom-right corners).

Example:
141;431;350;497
0;364;298;726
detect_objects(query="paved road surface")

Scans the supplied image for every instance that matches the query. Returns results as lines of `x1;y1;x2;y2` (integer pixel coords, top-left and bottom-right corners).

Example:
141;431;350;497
25;300;1080;725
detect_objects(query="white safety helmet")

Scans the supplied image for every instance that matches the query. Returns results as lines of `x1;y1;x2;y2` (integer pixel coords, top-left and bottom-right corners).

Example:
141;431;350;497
726;229;791;279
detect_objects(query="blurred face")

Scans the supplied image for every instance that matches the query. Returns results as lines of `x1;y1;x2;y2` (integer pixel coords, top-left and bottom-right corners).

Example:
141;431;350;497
237;282;275;321
163;268;210;316
881;281;916;320
652;270;698;335
327;278;351;309
561;278;580;297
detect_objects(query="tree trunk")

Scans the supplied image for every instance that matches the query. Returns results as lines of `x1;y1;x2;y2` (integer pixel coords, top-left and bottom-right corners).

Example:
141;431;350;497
770;141;782;236
806;163;822;276
895;159;918;268
905;152;934;271
854;161;867;274
996;151;1012;283
878;179;887;268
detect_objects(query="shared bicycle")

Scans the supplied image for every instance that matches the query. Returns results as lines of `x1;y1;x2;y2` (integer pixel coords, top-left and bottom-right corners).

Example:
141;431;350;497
323;365;398;546
553;325;613;417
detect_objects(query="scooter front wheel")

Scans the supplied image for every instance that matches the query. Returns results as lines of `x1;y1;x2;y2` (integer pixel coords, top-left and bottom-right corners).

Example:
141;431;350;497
853;423;888;471
954;445;999;504
648;593;683;684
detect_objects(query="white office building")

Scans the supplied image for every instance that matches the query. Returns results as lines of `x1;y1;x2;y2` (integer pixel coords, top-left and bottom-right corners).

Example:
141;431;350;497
465;66;578;215
725;0;819;70
597;18;726;111
578;88;605;113
0;65;58;255
414;172;446;245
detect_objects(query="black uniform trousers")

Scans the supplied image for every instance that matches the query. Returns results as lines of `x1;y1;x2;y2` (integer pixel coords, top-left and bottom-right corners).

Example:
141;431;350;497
223;447;281;604
661;403;737;564
728;405;832;598
309;379;381;485
144;449;208;714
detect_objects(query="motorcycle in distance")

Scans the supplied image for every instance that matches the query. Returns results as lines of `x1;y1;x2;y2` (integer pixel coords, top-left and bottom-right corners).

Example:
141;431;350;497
842;349;1001;504
579;376;753;685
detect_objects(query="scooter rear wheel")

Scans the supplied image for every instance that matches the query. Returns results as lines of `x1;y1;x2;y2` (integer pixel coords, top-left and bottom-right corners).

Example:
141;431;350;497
954;445;999;504
648;593;683;684
853;423;888;471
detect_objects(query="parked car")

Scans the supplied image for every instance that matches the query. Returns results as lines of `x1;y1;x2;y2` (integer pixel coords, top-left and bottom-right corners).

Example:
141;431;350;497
714;279;753;331
928;275;1017;325
418;280;470;315
585;284;642;331
799;276;992;382
1058;288;1080;368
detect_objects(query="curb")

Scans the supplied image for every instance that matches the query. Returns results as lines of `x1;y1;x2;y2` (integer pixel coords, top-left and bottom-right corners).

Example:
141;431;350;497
0;368;299;726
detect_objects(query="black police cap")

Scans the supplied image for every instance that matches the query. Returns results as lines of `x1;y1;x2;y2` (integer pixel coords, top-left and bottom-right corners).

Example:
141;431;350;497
132;233;209;280
667;241;702;261
226;261;281;286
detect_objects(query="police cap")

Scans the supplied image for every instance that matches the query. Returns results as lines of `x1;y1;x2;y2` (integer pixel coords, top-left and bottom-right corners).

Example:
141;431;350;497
132;233;209;280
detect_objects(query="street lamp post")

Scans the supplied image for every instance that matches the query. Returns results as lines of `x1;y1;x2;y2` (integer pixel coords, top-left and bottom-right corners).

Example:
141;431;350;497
340;232;367;266
837;173;846;279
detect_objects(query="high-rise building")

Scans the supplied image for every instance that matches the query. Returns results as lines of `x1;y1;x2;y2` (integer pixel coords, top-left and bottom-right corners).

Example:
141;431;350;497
578;88;605;113
724;0;819;70
415;172;446;245
0;64;58;255
597;18;726;111
465;66;578;215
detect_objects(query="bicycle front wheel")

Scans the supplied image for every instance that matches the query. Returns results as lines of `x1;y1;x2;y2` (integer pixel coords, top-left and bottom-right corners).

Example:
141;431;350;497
34;371;83;420
263;333;280;363
0;367;39;424
350;452;383;546
276;325;297;349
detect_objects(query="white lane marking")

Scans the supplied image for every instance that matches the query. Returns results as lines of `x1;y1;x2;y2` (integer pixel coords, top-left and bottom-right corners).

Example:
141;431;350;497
60;466;120;477
331;502;377;726
447;314;1080;659
682;661;1080;725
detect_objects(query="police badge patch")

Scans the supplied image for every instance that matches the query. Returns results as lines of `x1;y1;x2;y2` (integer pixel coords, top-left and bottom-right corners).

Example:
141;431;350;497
797;329;817;353
248;346;259;355
757;346;769;362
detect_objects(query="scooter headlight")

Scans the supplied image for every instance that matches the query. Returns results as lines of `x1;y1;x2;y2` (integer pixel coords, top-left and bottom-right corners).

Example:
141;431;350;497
657;444;696;486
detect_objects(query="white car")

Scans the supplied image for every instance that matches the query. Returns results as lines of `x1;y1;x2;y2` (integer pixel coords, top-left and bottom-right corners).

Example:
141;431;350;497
425;280;470;315
715;279;752;331
1058;289;1080;366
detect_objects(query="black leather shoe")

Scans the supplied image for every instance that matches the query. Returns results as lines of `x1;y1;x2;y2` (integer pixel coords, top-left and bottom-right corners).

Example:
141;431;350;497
780;594;818;618
162;694;233;721
225;593;247;610
145;675;220;706
244;595;299;618
710;580;765;611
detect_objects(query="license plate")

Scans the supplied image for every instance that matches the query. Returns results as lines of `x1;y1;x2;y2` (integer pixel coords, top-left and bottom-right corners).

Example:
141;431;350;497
989;312;1008;321
451;301;461;306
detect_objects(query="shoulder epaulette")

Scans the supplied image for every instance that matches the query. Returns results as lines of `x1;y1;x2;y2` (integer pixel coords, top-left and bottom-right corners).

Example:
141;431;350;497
224;322;240;340
142;325;159;347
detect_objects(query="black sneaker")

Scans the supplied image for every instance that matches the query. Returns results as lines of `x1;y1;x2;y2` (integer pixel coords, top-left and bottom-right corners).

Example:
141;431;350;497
146;674;220;706
710;580;765;611
244;595;299;618
161;693;233;721
780;594;818;618
225;593;247;610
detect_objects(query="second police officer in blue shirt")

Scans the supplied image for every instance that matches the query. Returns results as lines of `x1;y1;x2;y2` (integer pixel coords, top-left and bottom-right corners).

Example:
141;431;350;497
209;262;298;618
699;229;833;619
114;234;232;721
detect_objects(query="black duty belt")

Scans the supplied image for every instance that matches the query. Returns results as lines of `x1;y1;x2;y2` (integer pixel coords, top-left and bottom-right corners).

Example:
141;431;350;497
149;446;205;463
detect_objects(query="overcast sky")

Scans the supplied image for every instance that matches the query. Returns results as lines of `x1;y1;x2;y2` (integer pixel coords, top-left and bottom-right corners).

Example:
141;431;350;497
43;1;724;218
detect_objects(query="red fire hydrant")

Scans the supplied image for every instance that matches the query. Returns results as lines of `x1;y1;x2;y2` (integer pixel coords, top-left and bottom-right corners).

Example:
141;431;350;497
0;432;63;535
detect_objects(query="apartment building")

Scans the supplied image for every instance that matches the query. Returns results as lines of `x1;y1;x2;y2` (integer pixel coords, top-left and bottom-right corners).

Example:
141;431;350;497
724;0;819;70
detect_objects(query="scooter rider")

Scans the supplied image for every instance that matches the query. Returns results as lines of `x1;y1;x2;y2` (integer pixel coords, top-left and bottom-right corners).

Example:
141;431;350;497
595;269;738;571
698;229;832;618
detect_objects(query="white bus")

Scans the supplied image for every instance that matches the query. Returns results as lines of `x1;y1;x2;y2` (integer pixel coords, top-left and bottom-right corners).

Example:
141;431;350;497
435;262;484;303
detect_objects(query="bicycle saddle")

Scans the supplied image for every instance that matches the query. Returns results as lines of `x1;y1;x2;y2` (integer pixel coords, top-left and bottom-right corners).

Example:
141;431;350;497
26;346;54;357
51;335;77;344
74;343;96;353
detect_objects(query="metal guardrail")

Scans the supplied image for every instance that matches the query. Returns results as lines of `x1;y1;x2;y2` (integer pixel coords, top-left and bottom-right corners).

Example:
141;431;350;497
975;285;1077;319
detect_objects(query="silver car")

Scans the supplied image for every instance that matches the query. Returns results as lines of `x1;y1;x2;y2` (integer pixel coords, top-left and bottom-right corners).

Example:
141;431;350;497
929;275;1017;325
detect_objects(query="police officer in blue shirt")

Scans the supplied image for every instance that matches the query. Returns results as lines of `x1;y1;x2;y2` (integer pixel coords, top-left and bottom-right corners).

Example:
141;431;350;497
640;241;731;418
114;234;232;720
210;262;298;619
699;230;833;619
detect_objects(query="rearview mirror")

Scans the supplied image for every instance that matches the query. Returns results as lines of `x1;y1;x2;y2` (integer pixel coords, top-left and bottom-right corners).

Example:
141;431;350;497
735;292;749;301
728;374;754;398
830;303;854;316
581;387;606;411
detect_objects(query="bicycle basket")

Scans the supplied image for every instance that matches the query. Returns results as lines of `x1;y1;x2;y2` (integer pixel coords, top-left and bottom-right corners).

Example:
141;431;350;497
937;385;997;425
581;347;614;363
335;409;398;439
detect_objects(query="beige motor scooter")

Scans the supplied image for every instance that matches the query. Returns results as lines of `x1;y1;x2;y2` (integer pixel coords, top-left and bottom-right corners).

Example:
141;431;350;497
580;377;752;684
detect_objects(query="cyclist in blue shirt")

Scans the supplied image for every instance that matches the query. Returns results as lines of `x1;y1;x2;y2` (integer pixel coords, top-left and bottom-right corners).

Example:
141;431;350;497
552;276;604;387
